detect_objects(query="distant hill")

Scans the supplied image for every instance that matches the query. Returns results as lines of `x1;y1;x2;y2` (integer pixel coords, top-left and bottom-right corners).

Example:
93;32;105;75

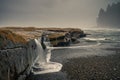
97;2;120;28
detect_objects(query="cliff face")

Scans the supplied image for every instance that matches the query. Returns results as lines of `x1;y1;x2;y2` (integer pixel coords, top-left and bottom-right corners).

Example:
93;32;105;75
0;27;86;80
97;2;120;28
0;41;37;80
0;29;39;80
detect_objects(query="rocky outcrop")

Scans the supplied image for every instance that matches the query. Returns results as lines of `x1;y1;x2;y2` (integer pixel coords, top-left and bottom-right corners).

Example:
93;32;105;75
0;27;86;80
97;2;120;28
0;29;39;80
0;41;37;80
48;28;86;46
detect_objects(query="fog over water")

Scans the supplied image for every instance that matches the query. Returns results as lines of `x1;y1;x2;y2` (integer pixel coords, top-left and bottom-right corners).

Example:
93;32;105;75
51;28;120;63
0;0;120;28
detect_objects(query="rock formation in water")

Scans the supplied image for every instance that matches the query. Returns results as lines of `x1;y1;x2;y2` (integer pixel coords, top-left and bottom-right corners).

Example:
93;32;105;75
48;28;86;46
97;2;120;28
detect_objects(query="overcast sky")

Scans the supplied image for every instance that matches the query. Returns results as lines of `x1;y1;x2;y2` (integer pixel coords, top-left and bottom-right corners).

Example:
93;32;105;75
0;0;119;28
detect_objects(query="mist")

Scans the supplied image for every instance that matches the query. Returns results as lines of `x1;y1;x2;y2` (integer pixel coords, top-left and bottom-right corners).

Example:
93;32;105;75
0;0;120;28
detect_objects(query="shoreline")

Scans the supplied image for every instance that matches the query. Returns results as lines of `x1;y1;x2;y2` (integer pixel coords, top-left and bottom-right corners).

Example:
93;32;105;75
26;48;120;80
62;49;120;80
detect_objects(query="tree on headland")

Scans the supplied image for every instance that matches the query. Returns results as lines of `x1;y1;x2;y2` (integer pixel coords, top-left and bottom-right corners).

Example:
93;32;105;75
97;2;120;28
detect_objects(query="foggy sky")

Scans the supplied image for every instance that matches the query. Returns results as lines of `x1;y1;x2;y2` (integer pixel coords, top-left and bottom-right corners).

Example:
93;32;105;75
0;0;119;28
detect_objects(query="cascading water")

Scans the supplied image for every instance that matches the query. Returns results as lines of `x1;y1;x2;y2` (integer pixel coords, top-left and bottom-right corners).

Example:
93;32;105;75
31;38;62;74
34;38;46;64
31;33;102;74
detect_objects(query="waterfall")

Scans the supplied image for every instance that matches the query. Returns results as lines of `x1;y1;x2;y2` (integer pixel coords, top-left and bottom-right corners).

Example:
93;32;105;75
34;39;46;64
44;41;52;63
31;38;62;74
46;49;51;63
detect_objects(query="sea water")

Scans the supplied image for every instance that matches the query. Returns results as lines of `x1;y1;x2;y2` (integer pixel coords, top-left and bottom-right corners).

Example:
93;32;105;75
52;28;120;63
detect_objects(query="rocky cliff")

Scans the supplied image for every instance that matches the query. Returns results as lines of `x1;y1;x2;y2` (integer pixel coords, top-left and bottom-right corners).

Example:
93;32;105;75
0;29;39;80
0;27;86;80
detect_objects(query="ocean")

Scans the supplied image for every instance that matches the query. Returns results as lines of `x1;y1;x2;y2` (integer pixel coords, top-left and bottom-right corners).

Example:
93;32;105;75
52;28;120;62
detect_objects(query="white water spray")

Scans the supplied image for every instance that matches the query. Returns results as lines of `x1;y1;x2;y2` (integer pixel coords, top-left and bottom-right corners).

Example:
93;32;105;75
34;38;46;64
31;38;62;74
84;37;106;41
47;42;101;50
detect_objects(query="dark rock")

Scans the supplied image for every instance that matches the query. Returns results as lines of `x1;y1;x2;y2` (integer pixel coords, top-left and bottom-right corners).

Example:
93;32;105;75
57;41;70;47
0;39;39;80
71;37;77;42
49;29;86;47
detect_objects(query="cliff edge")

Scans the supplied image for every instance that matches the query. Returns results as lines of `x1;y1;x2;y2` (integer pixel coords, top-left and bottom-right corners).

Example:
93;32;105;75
0;27;86;80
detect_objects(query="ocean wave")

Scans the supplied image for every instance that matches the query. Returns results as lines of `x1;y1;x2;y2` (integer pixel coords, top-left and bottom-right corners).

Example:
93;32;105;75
47;42;101;50
83;37;106;41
